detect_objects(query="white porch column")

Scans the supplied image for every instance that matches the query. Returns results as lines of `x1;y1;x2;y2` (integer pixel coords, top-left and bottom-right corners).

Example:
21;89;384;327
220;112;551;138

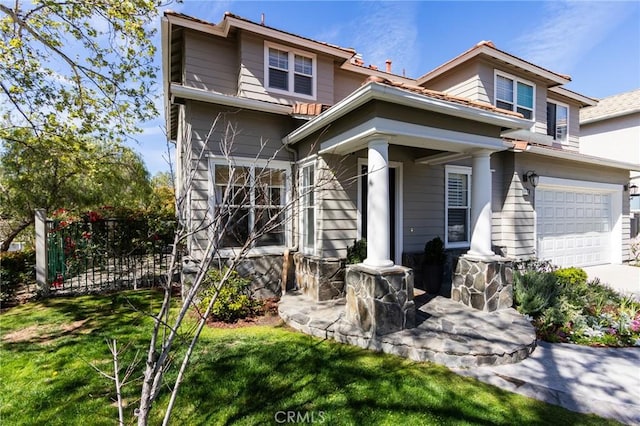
364;139;394;268
467;150;495;258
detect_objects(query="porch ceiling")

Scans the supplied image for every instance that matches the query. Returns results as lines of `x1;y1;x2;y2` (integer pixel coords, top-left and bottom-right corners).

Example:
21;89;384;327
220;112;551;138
318;116;507;156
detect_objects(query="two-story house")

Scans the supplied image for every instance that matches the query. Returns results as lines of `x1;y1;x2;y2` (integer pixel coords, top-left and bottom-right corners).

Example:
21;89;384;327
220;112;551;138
162;11;638;300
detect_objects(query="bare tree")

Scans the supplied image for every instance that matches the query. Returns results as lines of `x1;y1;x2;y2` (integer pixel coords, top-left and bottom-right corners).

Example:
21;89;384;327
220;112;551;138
98;112;355;425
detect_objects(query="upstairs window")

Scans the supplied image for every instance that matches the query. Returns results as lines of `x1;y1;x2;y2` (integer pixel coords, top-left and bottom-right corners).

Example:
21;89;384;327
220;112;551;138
445;165;471;248
546;101;568;143
268;48;289;91
265;42;316;99
495;72;535;120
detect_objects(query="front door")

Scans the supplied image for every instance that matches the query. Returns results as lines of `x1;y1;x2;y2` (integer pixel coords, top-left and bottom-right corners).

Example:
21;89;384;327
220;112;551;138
360;163;399;263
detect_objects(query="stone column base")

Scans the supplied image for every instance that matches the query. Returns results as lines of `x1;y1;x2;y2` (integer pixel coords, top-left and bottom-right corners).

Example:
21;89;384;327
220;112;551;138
345;264;415;336
451;256;513;312
293;253;345;301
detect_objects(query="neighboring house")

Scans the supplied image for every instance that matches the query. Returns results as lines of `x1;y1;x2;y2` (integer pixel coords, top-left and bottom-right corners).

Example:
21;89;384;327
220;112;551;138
580;89;640;223
162;11;638;300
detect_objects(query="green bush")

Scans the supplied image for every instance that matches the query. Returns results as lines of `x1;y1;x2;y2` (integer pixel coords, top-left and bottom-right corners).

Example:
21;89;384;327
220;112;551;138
198;268;259;322
424;237;446;265
0;249;35;304
513;270;559;316
346;239;367;264
514;262;640;347
553;267;587;286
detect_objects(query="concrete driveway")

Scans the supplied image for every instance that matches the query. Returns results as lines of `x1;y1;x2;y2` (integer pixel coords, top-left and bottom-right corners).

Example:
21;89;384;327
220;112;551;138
583;264;640;300
455;341;640;424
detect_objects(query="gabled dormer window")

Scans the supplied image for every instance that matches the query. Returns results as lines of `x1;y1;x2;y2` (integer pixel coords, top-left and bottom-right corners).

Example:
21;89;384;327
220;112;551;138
546;100;568;143
265;42;316;99
495;71;535;120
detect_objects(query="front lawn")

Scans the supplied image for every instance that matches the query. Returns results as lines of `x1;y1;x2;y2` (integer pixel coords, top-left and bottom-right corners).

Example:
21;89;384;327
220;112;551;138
1;291;619;425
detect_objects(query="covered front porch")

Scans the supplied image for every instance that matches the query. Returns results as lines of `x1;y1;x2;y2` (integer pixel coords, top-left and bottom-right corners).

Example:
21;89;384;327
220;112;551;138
284;79;533;355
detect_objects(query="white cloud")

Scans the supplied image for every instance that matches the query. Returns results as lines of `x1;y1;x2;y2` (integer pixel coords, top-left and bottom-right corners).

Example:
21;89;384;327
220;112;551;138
351;1;419;77
514;0;630;74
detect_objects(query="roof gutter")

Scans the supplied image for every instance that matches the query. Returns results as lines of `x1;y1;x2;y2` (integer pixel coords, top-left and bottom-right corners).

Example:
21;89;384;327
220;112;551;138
283;82;532;145
525;145;640;171
161;16;172;141
170;83;293;115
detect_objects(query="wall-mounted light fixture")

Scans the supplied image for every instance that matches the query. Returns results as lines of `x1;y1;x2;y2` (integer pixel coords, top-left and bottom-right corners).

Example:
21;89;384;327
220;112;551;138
523;170;539;188
630;184;639;197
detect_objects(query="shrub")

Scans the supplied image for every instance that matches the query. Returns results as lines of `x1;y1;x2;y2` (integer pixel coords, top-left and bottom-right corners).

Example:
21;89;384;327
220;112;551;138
424;237;446;265
198;268;259;322
346;239;367;264
553;267;587;286
0;249;35;304
513;270;559;316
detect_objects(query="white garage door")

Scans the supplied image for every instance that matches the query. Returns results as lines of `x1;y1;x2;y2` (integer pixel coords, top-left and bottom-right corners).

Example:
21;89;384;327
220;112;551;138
536;188;612;267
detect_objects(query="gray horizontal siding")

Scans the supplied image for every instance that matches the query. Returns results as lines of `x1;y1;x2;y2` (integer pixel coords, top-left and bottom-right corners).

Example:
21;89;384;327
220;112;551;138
184;31;237;94
237;32;334;105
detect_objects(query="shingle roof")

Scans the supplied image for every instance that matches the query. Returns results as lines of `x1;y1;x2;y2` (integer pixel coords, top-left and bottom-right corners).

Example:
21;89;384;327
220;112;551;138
580;89;640;123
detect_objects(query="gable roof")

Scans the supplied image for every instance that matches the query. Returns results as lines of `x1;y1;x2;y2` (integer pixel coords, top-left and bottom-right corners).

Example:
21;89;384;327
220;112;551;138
580;88;640;124
416;40;572;87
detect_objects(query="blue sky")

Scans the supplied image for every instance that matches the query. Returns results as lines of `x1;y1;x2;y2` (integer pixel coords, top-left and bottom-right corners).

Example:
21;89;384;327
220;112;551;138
137;0;640;175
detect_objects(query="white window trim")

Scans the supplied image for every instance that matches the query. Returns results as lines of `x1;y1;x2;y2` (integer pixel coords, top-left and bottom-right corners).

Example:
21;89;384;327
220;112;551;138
207;156;292;256
299;159;317;256
445;165;472;249
264;41;317;100
494;70;536;123
546;99;569;144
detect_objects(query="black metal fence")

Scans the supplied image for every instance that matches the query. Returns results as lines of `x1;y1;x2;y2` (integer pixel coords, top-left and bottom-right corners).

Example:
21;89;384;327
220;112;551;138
46;216;177;293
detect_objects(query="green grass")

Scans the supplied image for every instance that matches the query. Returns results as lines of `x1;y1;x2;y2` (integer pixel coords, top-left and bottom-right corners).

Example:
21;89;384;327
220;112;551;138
0;291;620;425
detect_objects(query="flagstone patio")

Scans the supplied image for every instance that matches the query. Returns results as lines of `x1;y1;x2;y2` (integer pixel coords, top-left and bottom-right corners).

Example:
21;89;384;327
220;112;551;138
278;290;537;368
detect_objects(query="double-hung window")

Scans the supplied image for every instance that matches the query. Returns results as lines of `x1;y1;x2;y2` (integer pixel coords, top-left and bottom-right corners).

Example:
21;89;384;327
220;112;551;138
210;158;290;249
265;42;316;99
300;162;315;254
445;165;471;248
495;72;535;120
546;101;568;143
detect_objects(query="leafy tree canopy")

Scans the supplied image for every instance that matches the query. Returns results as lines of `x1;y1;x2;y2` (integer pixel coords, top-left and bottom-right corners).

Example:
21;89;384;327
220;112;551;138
0;0;159;143
0;129;153;250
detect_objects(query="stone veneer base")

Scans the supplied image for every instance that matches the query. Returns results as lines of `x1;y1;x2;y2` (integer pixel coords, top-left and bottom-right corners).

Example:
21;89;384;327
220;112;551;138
452;256;513;312
279;292;537;369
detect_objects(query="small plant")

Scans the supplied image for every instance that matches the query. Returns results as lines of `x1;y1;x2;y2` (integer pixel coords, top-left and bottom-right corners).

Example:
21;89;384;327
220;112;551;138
198;268;259;322
513;270;559;316
424;237;446;265
346;239;367;264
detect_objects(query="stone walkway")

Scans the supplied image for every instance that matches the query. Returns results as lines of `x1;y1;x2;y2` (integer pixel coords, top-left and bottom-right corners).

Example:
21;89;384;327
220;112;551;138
278;291;537;368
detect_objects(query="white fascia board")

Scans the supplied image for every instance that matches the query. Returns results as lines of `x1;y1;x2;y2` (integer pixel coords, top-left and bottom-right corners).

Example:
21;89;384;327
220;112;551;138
580;108;640;125
318;117;506;155
283;82;531;145
526;145;640;171
165;13;230;37
170;83;292;115
418;46;570;86
226;17;354;60
548;86;597;106
162;17;172;140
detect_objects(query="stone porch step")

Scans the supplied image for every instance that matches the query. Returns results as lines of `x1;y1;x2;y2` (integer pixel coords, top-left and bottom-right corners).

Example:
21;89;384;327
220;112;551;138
278;291;537;368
